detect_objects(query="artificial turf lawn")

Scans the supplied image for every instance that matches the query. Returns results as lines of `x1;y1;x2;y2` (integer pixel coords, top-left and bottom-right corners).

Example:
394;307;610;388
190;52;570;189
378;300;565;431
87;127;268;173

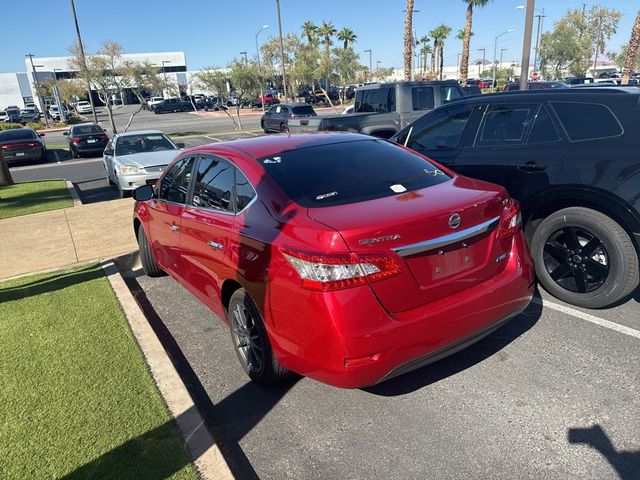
0;180;73;219
0;264;198;480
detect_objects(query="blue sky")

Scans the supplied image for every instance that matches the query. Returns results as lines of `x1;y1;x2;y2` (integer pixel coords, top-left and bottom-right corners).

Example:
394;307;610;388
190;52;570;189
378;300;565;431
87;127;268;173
1;0;636;73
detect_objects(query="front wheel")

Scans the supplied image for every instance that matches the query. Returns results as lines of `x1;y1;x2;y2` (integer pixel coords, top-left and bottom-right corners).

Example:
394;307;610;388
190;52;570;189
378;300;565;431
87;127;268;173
138;224;165;277
261;120;269;134
228;289;290;385
531;207;639;308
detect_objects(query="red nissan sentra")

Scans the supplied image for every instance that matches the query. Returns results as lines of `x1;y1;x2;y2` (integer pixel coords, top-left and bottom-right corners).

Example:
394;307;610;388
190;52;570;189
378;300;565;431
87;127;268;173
133;133;534;388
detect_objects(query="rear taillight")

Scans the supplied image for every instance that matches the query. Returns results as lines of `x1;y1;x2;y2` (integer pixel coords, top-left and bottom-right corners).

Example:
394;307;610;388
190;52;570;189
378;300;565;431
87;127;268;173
496;198;522;239
71;137;82;143
282;249;400;291
99;134;109;141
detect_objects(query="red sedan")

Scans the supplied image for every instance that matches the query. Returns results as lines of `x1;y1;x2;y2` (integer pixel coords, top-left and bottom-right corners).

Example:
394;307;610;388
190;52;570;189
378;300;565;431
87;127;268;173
133;134;534;388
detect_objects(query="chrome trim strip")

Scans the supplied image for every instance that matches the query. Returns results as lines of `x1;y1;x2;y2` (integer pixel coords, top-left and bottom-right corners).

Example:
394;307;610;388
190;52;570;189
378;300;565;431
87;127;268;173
391;216;500;257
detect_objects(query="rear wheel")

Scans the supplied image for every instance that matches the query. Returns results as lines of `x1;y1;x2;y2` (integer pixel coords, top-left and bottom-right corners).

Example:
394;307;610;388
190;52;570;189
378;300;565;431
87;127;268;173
138;224;165;277
228;289;290;385
279;122;288;133
531;207;639;308
261;120;269;134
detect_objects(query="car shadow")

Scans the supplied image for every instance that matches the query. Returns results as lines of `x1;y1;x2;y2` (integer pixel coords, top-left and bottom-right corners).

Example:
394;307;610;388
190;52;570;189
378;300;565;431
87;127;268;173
568;424;640;480
46;148;72;162
363;290;543;397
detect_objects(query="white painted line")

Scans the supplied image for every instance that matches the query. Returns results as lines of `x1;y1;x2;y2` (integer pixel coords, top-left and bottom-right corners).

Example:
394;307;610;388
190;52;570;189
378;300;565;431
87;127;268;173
243;131;258;136
534;297;640;340
203;135;221;142
103;261;234;480
10;157;102;171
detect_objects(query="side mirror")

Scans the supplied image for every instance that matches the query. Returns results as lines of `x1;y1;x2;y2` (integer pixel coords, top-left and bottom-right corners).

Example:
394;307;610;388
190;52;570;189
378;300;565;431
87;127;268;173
62;132;69;136
176;142;185;149
133;184;154;201
39;133;45;137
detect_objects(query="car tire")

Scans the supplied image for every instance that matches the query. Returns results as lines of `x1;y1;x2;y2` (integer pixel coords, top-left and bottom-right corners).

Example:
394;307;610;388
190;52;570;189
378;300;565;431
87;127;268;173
72;147;80;158
261;120;269;134
228;288;290;385
182;106;190;112
138;224;165;277
531;207;639;308
279;123;288;133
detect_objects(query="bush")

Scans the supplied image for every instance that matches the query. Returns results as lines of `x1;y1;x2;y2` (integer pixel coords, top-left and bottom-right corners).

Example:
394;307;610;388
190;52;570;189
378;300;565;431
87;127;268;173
66;114;82;125
0;123;23;131
26;122;44;130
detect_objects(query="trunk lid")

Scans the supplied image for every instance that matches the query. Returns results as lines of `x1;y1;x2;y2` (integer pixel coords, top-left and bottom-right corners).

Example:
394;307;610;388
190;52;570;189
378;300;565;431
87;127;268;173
307;177;512;313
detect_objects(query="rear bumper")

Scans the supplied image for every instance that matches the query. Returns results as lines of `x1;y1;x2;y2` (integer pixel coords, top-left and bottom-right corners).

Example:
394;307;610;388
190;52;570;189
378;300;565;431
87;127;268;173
72;142;107;153
267;232;534;388
4;148;43;163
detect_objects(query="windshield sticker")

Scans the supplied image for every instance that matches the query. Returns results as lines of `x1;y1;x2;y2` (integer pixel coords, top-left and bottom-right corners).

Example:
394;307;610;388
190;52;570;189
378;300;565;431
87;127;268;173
316;191;338;200
390;184;407;193
263;156;282;164
146;135;164;140
424;169;445;176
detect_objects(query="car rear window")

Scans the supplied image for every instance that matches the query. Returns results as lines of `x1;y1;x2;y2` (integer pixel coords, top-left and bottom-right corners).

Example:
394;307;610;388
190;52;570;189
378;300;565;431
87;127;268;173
411;87;435;110
259;139;450;207
292;105;315;116
72;125;103;135
551;102;623;141
0;129;36;141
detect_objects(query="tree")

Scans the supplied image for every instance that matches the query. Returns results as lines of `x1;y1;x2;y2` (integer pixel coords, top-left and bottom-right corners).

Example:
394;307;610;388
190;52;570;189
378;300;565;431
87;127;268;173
261;33;301;98
57;79;87;105
431;24;452;79
0;148;13;187
302;21;317;44
317;21;337;88
403;0;415;80
333;47;360;103
460;0;490;85
622;10;640;84
419;36;431;76
589;6;622;72
227;60;262;129
193;69;240;129
120;61;170;131
337;27;357;49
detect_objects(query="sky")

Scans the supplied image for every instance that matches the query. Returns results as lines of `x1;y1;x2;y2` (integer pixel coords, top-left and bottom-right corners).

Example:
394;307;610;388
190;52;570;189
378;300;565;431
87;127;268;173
0;0;637;73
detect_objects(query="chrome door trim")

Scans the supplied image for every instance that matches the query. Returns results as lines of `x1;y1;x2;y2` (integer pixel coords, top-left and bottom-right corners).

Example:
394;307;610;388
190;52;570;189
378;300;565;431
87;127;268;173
391;216;500;257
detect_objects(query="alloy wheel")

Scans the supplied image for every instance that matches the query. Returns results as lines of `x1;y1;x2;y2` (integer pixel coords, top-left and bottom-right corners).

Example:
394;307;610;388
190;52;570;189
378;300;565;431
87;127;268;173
543;226;609;293
231;303;264;373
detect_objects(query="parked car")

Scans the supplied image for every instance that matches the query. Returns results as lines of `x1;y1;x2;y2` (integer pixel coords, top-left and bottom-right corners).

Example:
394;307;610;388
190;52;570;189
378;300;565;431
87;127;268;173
4;107;21;123
503;81;568;91
391;87;640;308
64;123;109;158
131;133;533;388
565;77;595;85
462;85;483;96
19;107;40;123
477;79;495;89
103;130;185;198
0;128;46;165
151;98;194;114
260;103;316;133
145;97;165;110
0;111;10;123
288;80;465;138
48;105;69;120
75;101;93;114
253;93;280;108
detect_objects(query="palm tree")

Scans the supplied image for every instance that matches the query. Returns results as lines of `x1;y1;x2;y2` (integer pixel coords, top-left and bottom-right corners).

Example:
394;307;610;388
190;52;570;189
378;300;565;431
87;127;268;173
456;29;473;41
419;36;431;76
317;21;337;49
337;27;357;49
403;0;415;80
460;0;491;85
622;10;640;84
431;24;452;80
302;20;317;44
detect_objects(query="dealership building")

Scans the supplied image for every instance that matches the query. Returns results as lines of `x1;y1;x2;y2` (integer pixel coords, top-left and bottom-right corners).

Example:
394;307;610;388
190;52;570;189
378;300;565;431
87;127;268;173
0;51;188;110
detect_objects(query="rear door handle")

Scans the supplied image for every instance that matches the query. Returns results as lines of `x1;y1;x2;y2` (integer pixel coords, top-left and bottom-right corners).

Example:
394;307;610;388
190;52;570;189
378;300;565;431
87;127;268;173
207;240;223;250
517;163;547;172
169;224;180;231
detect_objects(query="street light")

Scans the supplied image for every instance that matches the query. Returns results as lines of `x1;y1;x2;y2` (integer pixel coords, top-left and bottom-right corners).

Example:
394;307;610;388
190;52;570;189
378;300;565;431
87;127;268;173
477;48;486;77
493;29;515;88
53;68;67;123
255;24;269;112
364;49;372;82
26;54;50;127
518;0;536;89
240;51;248;65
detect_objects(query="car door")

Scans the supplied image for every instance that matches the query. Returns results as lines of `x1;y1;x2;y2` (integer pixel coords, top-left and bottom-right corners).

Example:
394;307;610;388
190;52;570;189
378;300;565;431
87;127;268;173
452;101;569;208
103;138;116;180
146;156;196;276
278;106;290;129
179;154;237;309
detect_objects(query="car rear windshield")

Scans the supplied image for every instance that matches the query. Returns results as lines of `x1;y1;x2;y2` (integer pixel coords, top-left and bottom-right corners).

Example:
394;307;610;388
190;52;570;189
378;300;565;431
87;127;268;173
72;125;104;135
0;129;36;141
259;139;450;207
292;105;315;116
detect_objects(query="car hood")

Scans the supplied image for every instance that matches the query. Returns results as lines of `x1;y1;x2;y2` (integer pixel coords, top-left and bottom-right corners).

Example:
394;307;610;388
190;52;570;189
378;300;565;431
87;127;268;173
117;150;179;168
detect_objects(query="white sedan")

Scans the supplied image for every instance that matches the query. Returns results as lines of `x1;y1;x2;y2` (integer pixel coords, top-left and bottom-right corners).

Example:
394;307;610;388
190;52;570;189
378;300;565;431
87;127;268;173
75;101;93;114
102;130;184;198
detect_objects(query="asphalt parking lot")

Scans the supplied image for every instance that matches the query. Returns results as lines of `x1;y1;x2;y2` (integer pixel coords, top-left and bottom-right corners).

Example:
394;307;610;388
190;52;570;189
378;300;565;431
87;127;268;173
131;269;640;480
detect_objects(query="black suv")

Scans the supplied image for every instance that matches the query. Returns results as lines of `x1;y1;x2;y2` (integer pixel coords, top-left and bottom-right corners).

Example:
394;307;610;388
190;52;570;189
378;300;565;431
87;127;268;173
391;87;640;308
152;98;194;114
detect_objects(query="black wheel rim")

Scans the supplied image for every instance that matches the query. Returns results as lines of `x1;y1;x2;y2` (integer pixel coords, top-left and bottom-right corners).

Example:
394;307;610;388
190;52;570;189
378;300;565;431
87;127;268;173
231;303;264;373
543;226;609;293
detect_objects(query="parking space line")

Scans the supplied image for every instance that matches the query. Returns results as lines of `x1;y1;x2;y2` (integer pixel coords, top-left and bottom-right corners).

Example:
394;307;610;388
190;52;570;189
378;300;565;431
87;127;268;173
203;135;221;142
534;297;640;340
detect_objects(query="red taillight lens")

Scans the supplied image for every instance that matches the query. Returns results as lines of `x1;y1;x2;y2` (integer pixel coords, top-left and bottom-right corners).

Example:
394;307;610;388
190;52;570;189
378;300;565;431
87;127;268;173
71;137;82;143
3;142;38;150
281;249;401;291
99;134;109;141
496;198;522;239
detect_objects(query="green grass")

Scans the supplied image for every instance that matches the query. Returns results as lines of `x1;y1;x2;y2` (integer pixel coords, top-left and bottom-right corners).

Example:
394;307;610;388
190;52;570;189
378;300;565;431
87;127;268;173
0;265;198;480
45;144;69;150
0;181;73;219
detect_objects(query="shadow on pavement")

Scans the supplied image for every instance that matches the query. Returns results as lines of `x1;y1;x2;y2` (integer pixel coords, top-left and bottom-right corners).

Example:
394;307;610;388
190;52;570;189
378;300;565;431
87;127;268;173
47;149;72;162
364;291;543;397
568;424;640;480
0;264;103;302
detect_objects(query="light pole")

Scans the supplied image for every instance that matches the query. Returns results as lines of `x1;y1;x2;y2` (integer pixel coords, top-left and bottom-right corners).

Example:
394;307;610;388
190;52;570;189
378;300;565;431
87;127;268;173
364;49;372;82
500;48;508;67
240;51;248;65
477;48;486;77
69;0;98;124
518;0;536;89
26;54;50;127
493;29;514;89
255;24;269;112
53;68;67;123
275;0;288;101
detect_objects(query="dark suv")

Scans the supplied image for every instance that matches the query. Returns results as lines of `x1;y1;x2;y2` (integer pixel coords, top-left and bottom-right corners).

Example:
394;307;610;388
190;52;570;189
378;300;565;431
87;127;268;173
391;87;640;308
152;98;194;114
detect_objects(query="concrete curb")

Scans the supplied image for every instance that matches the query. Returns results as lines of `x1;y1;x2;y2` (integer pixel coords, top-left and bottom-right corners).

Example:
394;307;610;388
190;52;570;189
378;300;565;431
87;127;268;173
65;180;82;207
102;258;234;480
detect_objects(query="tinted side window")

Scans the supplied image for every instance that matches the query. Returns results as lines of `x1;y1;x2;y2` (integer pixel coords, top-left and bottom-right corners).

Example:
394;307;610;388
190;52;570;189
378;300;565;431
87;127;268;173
441;86;463;104
159;157;195;204
551;102;623;141
475;103;537;147
235;168;256;211
191;156;234;213
527;105;560;144
411;87;435;111
357;88;394;113
406;106;473;150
